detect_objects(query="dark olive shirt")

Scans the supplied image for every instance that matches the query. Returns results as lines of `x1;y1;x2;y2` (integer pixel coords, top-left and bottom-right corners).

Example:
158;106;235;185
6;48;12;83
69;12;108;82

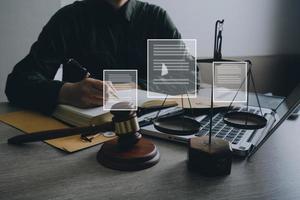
5;0;181;114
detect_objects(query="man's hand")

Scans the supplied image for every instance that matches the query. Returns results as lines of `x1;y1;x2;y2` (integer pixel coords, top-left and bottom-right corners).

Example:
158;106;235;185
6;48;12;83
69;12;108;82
58;78;108;108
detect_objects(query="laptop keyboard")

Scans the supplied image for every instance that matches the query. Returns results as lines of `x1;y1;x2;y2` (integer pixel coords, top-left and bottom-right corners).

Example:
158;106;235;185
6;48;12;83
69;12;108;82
195;107;260;145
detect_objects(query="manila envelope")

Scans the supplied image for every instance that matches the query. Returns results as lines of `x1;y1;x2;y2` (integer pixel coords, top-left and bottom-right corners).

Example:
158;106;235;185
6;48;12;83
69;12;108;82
0;111;115;153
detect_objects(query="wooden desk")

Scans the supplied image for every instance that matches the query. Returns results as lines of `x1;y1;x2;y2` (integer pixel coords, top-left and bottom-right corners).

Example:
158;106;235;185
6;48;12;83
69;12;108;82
0;102;300;200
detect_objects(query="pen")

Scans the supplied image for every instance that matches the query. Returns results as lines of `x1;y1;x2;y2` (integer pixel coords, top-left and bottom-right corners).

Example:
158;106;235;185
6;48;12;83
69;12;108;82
67;58;119;99
67;58;90;78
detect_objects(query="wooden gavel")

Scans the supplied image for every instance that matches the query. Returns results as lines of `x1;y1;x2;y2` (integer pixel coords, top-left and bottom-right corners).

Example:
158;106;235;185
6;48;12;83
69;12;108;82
110;102;142;149
8;102;160;171
8;102;141;149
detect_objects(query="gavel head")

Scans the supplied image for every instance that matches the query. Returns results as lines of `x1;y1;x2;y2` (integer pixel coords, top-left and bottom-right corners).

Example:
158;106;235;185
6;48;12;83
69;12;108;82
110;102;141;149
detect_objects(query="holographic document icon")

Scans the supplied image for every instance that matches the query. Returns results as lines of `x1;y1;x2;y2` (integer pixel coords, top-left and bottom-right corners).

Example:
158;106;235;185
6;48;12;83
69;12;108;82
103;70;138;111
147;39;197;98
213;62;248;103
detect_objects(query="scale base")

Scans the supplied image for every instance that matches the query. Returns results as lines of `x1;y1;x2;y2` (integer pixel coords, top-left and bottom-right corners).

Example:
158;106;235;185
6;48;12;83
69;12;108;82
188;136;232;176
97;138;160;171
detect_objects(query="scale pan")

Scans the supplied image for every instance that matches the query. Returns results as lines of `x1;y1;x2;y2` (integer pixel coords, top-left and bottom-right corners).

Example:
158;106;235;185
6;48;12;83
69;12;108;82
223;111;267;130
153;116;201;136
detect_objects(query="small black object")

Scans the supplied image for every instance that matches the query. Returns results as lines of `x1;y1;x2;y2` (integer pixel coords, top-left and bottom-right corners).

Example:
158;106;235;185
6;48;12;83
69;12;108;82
153;115;201;136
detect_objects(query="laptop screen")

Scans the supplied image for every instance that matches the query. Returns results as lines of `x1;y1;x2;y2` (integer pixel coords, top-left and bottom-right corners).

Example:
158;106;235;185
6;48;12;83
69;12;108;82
248;83;300;156
272;83;300;131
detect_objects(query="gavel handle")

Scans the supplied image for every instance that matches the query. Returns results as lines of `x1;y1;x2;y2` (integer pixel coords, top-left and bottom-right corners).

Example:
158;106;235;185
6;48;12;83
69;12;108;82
7;123;114;145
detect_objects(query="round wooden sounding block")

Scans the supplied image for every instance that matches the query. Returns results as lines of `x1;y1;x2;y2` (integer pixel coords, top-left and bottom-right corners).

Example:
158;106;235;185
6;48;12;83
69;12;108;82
188;136;232;176
97;138;159;171
97;102;160;171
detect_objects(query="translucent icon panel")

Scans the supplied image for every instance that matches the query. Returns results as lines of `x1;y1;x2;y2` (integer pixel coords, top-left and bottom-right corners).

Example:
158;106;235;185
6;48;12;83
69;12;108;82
103;70;138;111
213;62;248;103
147;39;197;98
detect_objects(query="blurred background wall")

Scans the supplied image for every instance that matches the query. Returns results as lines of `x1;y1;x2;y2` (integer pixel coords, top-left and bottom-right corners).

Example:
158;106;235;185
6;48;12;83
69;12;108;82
0;0;60;102
0;0;299;102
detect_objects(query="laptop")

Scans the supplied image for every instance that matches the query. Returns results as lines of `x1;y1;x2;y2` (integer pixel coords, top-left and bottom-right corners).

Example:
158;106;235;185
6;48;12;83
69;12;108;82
140;83;300;157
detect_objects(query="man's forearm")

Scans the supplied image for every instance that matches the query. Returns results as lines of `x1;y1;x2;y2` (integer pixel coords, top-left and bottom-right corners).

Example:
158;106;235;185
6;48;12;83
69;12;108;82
5;69;64;114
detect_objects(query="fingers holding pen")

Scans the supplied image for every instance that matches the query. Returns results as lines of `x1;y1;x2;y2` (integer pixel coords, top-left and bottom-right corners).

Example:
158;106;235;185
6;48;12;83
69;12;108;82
58;76;121;108
89;79;110;100
85;79;119;103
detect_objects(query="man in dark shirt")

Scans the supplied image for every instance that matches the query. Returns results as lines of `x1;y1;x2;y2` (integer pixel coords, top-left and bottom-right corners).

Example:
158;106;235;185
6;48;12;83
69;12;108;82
5;0;182;114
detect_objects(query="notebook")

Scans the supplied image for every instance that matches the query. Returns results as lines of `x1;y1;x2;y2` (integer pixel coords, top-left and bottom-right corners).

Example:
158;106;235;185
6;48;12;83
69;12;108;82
53;89;178;127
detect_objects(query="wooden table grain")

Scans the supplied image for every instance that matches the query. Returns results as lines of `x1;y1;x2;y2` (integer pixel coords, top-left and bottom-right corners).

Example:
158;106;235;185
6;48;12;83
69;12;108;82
0;102;300;200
